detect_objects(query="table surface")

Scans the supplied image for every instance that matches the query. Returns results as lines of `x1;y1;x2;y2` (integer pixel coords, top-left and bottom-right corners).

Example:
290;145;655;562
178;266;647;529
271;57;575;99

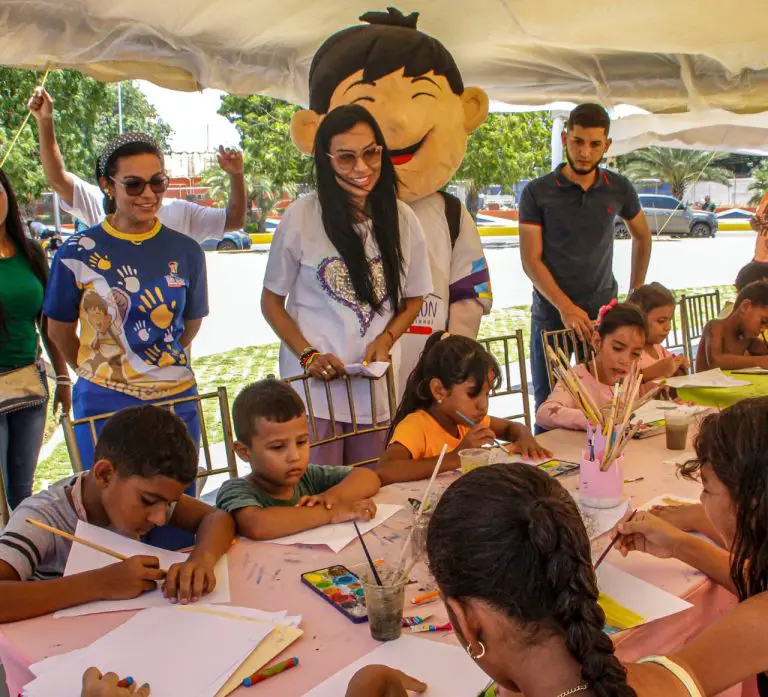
679;371;768;408
0;428;750;697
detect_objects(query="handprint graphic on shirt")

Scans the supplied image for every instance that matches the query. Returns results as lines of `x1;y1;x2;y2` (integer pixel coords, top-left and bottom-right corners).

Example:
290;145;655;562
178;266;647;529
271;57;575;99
69;235;96;251
144;344;186;368
138;287;176;330
163;329;174;343
117;265;141;293
88;252;112;271
133;320;151;342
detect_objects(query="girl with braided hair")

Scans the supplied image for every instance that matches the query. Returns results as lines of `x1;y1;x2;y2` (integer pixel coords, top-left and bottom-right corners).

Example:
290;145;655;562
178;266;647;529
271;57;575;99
346;463;768;697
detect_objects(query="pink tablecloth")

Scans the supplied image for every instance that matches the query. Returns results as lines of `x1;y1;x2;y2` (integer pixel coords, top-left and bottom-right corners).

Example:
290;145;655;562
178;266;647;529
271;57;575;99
0;428;754;697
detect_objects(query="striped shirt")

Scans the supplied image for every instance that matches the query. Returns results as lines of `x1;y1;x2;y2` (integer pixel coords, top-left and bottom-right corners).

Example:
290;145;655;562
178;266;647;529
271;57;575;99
0;476;79;580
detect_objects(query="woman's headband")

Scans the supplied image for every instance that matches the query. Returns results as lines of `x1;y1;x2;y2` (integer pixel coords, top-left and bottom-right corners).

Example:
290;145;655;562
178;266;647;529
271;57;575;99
98;132;160;177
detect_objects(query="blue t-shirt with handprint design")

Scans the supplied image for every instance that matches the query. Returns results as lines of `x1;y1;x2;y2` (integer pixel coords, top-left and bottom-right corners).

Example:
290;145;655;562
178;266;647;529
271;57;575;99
44;218;208;400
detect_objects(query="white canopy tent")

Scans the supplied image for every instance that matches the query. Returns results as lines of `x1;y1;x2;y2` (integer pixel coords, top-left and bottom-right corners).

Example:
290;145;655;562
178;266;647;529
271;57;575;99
3;0;768;112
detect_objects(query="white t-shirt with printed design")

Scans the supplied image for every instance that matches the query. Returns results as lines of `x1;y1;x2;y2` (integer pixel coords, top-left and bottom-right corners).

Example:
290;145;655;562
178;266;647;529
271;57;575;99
263;194;432;423
61;173;227;244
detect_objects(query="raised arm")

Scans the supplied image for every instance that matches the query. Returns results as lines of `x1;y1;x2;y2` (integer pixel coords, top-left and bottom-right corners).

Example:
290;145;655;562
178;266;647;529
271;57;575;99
217;147;247;231
626;210;652;290
28;88;75;206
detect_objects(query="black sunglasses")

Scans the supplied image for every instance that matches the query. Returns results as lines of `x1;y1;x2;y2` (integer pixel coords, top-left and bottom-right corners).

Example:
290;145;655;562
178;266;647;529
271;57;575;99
110;174;170;197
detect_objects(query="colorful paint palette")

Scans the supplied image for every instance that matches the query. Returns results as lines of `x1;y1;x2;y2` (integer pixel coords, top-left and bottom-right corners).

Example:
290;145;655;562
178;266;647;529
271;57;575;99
301;565;369;623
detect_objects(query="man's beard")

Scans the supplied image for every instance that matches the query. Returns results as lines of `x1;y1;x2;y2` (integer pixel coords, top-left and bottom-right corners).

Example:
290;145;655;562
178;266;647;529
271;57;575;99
565;148;602;176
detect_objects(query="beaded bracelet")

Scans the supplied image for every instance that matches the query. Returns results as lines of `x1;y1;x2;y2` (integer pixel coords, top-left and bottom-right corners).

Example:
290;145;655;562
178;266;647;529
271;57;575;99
299;348;319;370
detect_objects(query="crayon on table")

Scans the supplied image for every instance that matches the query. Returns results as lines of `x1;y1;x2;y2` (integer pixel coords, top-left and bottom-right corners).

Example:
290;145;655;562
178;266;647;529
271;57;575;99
242;657;299;687
410;590;439;605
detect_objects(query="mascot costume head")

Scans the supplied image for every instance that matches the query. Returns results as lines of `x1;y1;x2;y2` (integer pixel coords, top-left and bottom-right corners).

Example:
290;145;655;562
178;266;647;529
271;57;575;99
291;7;489;202
291;7;493;398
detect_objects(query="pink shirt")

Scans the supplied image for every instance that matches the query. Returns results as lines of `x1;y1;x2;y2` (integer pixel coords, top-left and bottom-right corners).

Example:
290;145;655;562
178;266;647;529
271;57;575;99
536;363;653;431
638;344;673;370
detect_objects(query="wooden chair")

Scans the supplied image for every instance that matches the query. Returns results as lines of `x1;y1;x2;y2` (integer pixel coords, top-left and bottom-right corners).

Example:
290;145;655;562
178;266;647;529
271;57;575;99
680;290;722;366
477;330;532;429
541;327;595;391
662;299;687;357
60;386;239;495
0;467;9;527
284;365;397;467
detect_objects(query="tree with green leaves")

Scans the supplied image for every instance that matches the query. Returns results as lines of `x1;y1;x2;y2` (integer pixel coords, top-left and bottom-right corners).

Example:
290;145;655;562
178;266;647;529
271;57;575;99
0;68;171;214
619;147;732;201
452;112;552;217
215;94;311;230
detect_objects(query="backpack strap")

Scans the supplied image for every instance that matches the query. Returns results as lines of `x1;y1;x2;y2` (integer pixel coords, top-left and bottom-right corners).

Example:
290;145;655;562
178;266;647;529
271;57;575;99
438;190;462;249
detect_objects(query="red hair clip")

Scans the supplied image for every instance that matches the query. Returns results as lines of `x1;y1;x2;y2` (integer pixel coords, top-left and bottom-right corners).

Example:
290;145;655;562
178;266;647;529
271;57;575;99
595;299;618;327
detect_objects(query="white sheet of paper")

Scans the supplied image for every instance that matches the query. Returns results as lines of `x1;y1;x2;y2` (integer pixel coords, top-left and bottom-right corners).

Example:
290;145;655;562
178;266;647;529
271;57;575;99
26;607;273;697
731;366;768;374
54;520;230;618
344;361;390;379
301;635;489;697
596;563;692;622
572;494;630;541
488;448;552;466
664;369;750;389
267;503;402;553
662;451;697;467
631;400;708;425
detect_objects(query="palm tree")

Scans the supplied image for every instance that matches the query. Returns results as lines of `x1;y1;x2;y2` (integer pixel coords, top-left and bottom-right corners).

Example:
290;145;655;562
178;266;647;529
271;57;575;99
202;167;296;232
620;148;732;201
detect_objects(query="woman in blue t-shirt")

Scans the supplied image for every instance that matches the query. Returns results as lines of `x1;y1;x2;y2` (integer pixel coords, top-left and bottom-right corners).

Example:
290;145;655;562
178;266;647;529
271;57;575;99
44;133;209;471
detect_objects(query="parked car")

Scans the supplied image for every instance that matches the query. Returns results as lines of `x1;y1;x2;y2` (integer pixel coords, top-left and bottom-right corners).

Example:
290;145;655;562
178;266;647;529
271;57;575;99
200;230;252;252
614;194;718;239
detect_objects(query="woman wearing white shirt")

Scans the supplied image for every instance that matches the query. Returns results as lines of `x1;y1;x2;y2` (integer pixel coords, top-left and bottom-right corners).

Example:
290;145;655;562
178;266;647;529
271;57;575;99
262;105;431;466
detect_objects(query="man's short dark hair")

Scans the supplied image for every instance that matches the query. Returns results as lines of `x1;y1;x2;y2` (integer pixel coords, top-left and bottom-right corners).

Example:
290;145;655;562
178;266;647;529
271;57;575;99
308;8;464;114
94;406;198;484
233;378;306;443
736;261;768;292
567;103;611;135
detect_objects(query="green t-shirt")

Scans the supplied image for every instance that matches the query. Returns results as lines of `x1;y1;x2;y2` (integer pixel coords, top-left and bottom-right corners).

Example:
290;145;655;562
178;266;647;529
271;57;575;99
0;252;43;368
216;465;352;512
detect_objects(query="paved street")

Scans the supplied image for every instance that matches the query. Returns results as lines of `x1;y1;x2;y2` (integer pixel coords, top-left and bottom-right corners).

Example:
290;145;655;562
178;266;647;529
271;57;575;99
194;232;754;358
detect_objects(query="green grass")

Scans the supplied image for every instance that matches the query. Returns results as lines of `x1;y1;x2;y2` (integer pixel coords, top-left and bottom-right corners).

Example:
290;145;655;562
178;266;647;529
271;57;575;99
33;284;737;490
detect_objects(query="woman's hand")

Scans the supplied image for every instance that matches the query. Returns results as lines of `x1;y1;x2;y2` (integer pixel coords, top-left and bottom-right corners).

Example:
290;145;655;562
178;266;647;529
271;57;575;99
364;332;394;364
613;510;687;559
307;353;346;380
53;383;72;415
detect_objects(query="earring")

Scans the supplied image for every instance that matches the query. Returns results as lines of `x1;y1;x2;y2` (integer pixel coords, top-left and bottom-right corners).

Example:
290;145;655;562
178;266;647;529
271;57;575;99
466;641;486;660
106;191;113;200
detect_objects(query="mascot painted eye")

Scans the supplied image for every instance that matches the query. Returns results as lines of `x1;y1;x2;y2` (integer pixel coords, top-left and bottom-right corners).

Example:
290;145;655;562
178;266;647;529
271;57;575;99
292;7;494;397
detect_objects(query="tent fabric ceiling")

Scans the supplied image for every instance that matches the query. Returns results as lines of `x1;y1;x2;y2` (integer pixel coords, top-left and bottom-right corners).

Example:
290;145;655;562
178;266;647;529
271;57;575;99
3;0;768;112
609;110;768;156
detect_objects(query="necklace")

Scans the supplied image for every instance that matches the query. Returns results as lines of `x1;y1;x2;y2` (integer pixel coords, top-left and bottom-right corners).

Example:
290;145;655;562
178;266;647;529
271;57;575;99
555;685;589;697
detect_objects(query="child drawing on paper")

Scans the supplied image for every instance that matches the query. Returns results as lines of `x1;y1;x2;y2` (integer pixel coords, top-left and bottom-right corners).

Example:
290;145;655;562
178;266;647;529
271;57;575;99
80;288;129;382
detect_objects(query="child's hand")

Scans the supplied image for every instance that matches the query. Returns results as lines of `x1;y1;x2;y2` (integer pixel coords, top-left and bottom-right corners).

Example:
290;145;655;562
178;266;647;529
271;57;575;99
655;355;687;379
613;510;685;560
296;492;338;509
330;498;377;524
98;556;165;600
458;423;496;450
346;665;427;697
650;502;704;532
82;668;150;697
164;555;217;604
506;432;552;460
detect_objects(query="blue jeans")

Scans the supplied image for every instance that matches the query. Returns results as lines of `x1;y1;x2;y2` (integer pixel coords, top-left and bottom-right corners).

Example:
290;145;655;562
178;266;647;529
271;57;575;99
530;311;567;422
0;399;47;509
72;379;201;550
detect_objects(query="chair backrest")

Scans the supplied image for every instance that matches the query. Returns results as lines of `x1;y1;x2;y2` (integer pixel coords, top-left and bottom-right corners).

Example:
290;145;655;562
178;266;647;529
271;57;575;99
60;387;238;492
0;468;9;527
662;299;687;355
284;365;397;467
541;327;595;391
680;290;722;366
477;330;532;429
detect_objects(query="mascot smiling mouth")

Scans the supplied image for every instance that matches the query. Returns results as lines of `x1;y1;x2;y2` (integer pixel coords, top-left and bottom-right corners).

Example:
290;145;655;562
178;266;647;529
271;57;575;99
389;132;429;166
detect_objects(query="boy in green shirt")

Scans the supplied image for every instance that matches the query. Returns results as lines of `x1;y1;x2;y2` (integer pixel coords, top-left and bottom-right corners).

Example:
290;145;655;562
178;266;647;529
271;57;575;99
216;379;381;540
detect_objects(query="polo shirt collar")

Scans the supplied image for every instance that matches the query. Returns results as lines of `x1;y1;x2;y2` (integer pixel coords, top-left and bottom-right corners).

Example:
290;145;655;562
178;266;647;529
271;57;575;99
554;163;609;190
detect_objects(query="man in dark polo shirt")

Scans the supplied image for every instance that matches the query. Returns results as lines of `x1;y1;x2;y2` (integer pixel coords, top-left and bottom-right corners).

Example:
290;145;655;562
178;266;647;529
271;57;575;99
519;103;652;414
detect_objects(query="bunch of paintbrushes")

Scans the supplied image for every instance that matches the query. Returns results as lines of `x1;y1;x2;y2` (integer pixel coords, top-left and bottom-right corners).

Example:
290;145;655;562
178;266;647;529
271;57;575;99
546;347;652;471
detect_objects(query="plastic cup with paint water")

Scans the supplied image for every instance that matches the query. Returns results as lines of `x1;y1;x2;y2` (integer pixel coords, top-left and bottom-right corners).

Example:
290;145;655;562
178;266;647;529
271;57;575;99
458;448;491;474
665;410;691;450
361;575;406;641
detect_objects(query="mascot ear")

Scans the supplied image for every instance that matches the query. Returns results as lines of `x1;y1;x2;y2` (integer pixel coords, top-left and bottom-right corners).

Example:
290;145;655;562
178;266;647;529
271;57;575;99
461;87;490;134
290;109;321;155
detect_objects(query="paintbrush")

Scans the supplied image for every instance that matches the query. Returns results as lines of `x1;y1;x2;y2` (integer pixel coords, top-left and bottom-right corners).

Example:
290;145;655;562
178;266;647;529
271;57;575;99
353;521;382;586
593;510;637;570
455;410;505;448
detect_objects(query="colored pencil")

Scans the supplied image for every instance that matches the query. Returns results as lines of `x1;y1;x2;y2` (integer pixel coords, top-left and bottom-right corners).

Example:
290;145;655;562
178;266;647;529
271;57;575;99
242;657;299;687
411;589;440;605
26;518;129;562
353;521;382;586
117;678;134;689
594;510;637;570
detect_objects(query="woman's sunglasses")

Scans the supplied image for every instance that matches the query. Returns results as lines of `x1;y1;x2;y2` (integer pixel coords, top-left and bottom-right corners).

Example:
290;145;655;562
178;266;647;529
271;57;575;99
110;174;170;197
327;145;383;172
